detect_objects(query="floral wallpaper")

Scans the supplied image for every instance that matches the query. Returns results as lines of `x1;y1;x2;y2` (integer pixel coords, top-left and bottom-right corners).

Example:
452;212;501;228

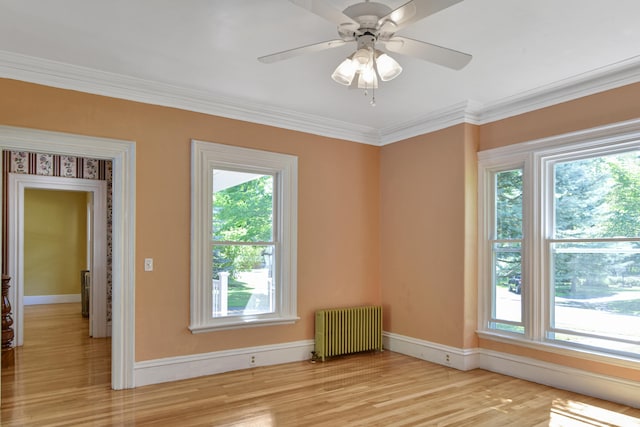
9;151;110;180
3;151;113;323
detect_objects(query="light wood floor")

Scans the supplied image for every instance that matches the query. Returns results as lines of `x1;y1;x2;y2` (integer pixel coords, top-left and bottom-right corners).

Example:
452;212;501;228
2;304;639;426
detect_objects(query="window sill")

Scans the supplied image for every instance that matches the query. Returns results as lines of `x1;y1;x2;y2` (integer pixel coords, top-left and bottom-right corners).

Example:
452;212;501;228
189;315;300;334
477;330;640;370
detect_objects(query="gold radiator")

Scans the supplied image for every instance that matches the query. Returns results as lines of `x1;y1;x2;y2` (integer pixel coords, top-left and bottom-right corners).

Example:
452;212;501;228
314;306;383;362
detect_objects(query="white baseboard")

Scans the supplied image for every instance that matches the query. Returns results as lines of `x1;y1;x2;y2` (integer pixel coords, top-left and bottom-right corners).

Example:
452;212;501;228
479;349;640;408
134;339;315;387
133;331;639;408
24;294;81;305
384;331;639;408
383;331;480;371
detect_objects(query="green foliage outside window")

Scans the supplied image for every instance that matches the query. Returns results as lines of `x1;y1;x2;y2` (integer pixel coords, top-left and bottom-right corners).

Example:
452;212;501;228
495;152;640;300
213;174;273;279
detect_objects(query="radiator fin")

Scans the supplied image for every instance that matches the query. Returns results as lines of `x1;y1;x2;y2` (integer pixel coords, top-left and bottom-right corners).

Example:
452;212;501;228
315;306;383;362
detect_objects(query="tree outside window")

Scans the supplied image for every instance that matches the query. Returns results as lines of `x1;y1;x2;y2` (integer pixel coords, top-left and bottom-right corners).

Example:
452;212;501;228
480;130;640;358
212;171;275;316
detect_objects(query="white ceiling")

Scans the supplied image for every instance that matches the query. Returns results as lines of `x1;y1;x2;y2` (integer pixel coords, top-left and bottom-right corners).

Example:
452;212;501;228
1;0;640;145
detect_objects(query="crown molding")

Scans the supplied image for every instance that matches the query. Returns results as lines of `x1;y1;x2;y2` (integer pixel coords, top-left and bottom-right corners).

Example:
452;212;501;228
477;55;640;125
378;100;483;146
380;56;640;143
1;49;639;146
0;50;381;145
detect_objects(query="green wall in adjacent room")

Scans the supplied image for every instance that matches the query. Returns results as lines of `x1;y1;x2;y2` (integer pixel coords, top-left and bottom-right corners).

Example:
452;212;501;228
24;189;88;296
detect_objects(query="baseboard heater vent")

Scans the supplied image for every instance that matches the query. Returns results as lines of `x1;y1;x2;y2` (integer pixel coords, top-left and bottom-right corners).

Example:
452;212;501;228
314;305;383;362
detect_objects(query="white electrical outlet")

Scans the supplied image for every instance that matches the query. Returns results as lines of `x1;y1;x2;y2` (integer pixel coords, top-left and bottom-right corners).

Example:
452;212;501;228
144;258;154;271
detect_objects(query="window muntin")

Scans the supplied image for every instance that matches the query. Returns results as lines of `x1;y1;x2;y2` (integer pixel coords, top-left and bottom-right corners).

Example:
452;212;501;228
479;123;640;361
191;140;298;332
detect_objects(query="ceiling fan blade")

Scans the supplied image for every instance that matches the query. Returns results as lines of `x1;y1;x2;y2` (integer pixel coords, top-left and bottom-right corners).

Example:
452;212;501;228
383;36;471;70
289;0;359;29
258;39;348;64
379;0;463;32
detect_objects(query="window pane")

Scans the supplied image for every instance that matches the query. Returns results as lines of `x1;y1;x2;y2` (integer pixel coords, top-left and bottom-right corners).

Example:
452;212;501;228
212;245;274;317
493;242;522;324
551;241;640;346
496;169;523;240
554;151;640;239
212;170;273;242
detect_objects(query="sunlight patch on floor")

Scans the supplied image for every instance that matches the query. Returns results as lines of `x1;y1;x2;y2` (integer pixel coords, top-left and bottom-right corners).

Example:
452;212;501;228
549;399;640;427
228;410;275;427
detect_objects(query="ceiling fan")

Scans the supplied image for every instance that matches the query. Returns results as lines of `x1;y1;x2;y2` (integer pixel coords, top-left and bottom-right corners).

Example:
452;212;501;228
258;0;472;105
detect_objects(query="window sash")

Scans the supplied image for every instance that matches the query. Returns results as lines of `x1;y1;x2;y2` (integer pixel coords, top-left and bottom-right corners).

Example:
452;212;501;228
490;240;523;327
484;166;525;335
545;239;640;354
212;170;275;243
212;243;276;317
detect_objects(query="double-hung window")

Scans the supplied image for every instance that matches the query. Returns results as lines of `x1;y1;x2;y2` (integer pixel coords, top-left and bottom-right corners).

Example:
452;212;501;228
190;140;298;332
478;121;640;360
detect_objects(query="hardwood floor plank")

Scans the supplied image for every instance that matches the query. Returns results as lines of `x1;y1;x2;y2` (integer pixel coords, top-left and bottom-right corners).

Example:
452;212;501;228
2;304;639;426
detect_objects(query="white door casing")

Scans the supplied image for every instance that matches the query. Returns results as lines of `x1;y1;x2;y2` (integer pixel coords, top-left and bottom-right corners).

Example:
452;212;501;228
0;125;135;390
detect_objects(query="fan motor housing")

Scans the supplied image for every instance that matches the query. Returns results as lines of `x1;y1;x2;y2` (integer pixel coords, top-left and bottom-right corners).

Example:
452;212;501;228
343;2;392;29
356;33;377;50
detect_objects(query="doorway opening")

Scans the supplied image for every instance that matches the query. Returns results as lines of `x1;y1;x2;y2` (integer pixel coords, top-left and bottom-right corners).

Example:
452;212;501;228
11;179;108;345
0;125;135;390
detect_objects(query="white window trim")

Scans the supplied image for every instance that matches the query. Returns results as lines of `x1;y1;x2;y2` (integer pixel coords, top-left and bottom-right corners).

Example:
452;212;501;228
478;118;640;368
190;140;298;333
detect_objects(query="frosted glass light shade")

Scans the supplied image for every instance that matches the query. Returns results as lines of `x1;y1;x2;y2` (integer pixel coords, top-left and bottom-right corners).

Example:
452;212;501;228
375;53;402;81
357;68;378;89
331;58;357;85
352;47;373;71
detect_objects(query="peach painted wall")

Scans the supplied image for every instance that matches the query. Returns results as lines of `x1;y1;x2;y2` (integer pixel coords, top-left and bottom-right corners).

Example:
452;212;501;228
0;78;381;361
479;82;640;151
379;124;478;349
24;189;88;296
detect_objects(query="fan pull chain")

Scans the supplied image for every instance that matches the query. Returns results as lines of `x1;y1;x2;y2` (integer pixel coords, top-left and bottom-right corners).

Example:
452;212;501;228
363;86;376;107
361;81;376;106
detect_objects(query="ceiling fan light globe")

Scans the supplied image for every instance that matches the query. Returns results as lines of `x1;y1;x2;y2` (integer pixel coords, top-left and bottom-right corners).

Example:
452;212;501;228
357;68;378;89
376;53;402;81
353;47;373;71
331;58;357;85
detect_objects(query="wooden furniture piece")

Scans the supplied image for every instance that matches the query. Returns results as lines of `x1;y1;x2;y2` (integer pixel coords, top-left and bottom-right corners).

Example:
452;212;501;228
81;270;90;318
2;274;14;349
2;274;15;367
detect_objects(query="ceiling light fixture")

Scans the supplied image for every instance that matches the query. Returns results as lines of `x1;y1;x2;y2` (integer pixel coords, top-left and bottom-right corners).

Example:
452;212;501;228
259;1;473;108
330;32;402;106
